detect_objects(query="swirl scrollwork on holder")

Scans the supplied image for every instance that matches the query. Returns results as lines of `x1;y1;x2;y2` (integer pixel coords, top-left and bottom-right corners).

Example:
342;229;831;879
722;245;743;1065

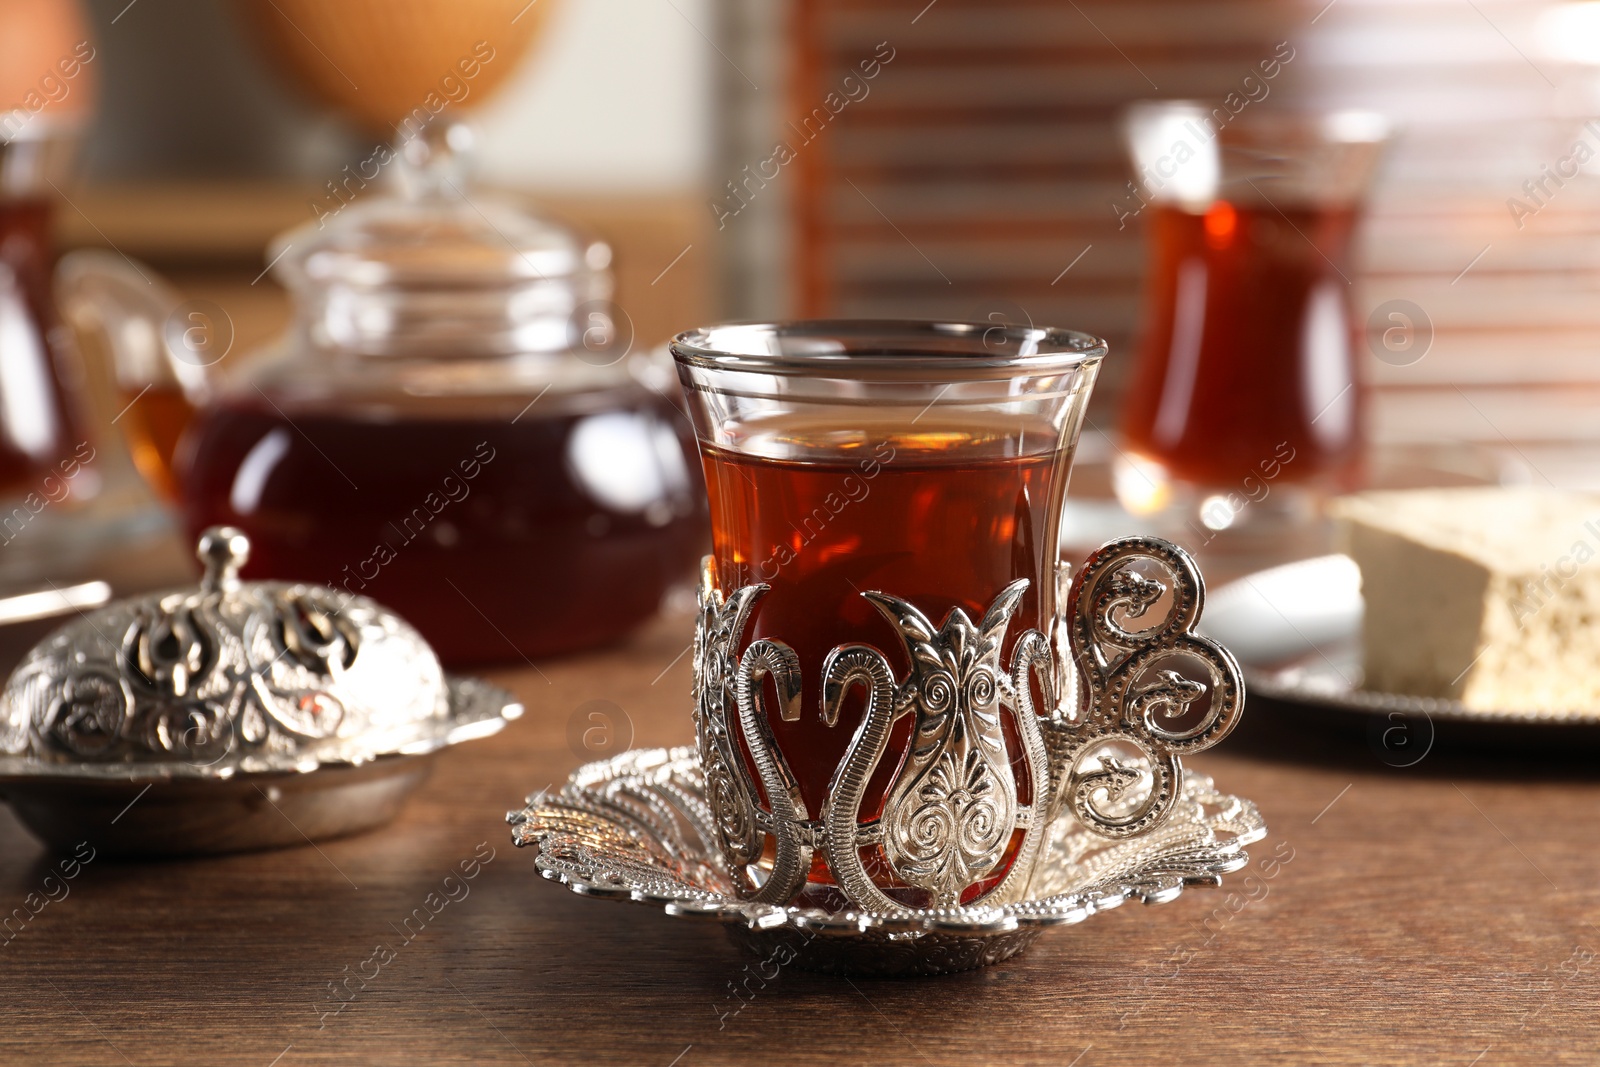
693;562;1054;912
1047;536;1245;840
691;561;811;904
689;536;1243;912
733;638;809;902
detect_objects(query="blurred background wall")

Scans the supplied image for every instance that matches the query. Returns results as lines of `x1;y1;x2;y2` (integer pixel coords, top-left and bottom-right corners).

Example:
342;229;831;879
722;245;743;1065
77;0;714;191
37;0;1600;487
55;0;719;403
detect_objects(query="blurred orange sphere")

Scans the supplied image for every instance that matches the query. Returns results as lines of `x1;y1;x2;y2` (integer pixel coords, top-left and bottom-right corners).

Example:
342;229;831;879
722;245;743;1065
0;0;97;126
234;0;558;133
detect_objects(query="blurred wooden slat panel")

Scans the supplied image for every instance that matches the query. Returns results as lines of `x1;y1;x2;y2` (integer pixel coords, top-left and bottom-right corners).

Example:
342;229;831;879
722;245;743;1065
784;0;1303;405
1372;386;1600;445
1370;335;1600;387
763;0;1600;464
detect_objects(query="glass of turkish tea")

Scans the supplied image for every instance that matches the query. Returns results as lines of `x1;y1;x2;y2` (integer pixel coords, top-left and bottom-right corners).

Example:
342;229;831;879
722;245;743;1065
1116;103;1388;542
672;321;1104;908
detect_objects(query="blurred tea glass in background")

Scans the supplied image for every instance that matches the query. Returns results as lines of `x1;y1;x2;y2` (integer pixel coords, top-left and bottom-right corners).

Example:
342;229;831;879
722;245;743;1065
0;129;91;501
0;0;97;503
0;0;184;590
55;256;211;501
1113;103;1388;541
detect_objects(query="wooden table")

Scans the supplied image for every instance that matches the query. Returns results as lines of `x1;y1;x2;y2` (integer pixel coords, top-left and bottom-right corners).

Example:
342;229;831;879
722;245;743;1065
2;584;1597;1067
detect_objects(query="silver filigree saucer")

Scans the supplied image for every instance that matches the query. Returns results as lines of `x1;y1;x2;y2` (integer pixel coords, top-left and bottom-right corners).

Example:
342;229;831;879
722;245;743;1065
509;747;1265;976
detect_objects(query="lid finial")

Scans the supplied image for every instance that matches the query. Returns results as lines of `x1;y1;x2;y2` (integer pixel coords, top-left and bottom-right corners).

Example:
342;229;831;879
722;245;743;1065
197;526;251;593
396;114;474;201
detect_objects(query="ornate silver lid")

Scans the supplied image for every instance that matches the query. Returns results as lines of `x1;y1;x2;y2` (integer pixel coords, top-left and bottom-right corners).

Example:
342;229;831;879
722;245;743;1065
0;527;517;780
268;118;614;361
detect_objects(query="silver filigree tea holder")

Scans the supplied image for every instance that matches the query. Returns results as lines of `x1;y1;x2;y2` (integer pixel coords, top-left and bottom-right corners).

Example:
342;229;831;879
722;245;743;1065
511;535;1265;976
0;526;522;856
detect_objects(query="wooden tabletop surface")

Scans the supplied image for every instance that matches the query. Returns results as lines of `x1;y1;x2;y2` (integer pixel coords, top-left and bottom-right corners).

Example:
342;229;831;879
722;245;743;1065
2;573;1597;1067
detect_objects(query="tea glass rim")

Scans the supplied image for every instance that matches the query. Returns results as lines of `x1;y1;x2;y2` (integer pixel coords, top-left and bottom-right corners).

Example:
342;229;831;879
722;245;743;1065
669;319;1108;379
1125;100;1393;146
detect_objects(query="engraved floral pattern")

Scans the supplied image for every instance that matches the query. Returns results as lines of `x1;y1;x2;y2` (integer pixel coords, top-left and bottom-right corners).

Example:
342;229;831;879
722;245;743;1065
2;576;445;773
50;669;128;756
895;747;1005;894
24;588;358;765
822;581;1051;909
687;535;1244;914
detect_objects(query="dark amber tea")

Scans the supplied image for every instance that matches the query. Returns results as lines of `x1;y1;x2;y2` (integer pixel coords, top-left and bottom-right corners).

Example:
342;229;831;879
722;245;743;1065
0;197;89;496
702;415;1067;904
118;381;195;501
1120;201;1362;492
178;387;706;666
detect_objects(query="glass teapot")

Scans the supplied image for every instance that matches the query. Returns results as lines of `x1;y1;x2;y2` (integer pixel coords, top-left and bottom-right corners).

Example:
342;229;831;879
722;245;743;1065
59;120;707;666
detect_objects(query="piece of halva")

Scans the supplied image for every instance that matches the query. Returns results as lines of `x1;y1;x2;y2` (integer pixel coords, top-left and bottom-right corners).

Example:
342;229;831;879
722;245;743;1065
1331;488;1600;712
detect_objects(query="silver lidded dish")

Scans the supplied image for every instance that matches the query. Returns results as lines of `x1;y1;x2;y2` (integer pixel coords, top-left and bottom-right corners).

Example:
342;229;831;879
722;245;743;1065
0;527;521;856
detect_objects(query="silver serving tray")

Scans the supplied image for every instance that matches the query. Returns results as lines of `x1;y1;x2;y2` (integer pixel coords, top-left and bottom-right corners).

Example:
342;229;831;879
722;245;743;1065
0;677;520;856
508;747;1265;977
1202;555;1600;729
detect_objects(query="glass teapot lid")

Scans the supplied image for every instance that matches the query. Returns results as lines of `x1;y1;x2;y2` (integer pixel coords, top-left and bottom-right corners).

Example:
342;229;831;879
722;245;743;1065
267;117;614;359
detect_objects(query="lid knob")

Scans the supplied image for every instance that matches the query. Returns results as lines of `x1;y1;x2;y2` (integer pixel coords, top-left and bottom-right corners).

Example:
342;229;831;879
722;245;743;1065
197;526;251;593
396;114;474;201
